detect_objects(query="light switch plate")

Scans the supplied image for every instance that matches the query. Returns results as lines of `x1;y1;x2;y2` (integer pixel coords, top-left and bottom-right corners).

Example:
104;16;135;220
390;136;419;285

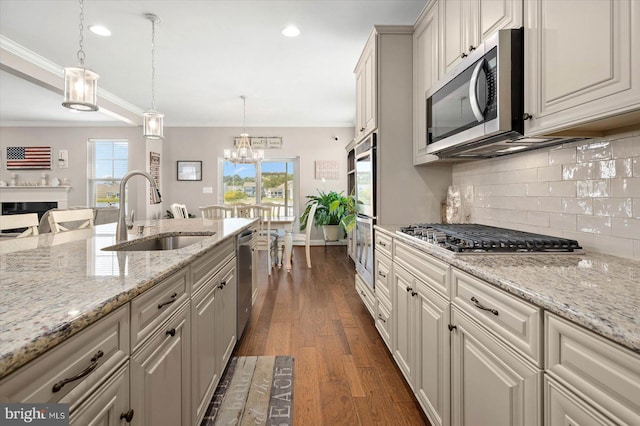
202;187;213;194
58;150;69;168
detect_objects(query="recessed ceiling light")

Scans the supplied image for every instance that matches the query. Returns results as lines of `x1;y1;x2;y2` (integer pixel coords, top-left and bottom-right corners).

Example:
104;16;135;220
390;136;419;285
89;25;111;36
281;25;300;37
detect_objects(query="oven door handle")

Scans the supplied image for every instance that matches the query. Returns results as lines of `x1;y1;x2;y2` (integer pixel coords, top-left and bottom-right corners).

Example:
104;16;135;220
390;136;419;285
469;59;486;123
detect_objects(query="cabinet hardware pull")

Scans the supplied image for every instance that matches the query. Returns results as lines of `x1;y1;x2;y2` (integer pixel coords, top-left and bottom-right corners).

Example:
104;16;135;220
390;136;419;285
406;287;413;292
120;409;135;422
411;291;417;297
461;52;468;58
448;324;457;331
157;292;178;309
470;296;499;316
52;350;104;393
378;271;386;278
378;314;386;323
469;45;476;51
218;281;227;289
166;328;176;337
523;113;532;120
378;241;387;247
360;127;365;132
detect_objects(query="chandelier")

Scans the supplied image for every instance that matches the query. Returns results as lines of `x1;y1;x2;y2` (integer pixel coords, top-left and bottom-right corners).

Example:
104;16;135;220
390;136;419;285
224;96;264;163
143;13;164;139
62;0;99;111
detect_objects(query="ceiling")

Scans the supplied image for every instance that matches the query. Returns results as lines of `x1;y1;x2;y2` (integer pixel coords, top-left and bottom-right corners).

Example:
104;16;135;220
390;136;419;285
0;0;426;128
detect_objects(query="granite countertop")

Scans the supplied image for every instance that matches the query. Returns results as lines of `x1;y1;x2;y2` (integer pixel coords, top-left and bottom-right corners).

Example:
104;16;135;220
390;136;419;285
376;225;640;354
0;218;255;379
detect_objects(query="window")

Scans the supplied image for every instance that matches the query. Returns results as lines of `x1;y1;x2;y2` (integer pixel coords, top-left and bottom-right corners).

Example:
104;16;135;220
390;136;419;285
222;158;298;216
88;139;128;207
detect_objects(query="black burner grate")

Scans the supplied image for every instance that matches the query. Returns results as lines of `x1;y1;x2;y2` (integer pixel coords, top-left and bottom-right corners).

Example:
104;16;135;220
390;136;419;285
398;223;582;253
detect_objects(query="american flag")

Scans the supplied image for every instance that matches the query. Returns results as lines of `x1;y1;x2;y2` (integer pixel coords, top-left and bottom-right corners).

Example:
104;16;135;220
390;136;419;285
6;146;52;170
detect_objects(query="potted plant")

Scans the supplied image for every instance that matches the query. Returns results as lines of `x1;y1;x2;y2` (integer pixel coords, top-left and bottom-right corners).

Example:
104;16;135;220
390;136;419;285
300;190;356;241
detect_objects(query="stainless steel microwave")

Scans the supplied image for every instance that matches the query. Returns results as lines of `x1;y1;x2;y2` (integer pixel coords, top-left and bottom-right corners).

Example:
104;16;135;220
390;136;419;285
425;28;580;159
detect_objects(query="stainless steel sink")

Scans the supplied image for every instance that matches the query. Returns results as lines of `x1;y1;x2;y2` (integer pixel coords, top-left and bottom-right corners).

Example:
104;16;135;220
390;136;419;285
102;233;215;251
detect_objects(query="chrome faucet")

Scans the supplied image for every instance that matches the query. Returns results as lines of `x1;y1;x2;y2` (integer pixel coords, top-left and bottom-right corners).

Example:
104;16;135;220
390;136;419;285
116;170;162;242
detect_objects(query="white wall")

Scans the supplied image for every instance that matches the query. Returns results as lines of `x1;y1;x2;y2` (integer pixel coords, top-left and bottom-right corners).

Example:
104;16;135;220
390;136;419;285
0;126;158;218
452;131;640;260
161;126;353;240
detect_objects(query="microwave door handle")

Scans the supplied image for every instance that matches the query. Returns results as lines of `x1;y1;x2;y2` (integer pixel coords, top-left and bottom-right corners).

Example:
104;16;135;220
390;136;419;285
469;59;486;122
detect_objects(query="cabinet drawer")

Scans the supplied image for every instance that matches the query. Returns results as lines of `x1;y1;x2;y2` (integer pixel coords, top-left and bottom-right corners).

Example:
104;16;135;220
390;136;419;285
394;240;449;298
452;268;542;366
375;299;392;351
355;273;375;318
544;375;617;426
546;313;640;425
130;267;190;351
192;239;234;295
375;231;392;258
375;250;392;306
0;305;129;409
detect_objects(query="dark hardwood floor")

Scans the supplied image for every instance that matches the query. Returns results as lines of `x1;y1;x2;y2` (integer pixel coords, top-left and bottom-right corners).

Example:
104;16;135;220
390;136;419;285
234;246;430;425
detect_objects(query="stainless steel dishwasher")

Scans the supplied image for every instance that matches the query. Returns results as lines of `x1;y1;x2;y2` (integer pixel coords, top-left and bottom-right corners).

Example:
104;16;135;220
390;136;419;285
236;229;253;339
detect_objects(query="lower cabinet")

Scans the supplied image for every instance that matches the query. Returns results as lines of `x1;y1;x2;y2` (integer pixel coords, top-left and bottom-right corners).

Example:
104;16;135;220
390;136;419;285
215;261;237;381
450;305;542;426
544;376;616;426
355;272;375;317
69;363;130;426
131;302;191;426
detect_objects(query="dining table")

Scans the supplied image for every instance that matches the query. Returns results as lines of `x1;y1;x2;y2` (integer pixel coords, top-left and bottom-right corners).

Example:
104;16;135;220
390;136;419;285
271;215;296;272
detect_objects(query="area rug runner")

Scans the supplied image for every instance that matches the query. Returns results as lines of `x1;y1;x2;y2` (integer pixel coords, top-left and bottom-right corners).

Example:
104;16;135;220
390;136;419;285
201;356;294;426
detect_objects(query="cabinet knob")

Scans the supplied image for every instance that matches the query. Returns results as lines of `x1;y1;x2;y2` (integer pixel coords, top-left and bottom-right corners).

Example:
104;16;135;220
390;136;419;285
523;113;533;120
406;287;413;292
411;291;417;297
218;281;226;289
448;324;457;331
166;328;176;337
120;409;135;423
469;45;476;52
360;127;365;132
461;52;468;58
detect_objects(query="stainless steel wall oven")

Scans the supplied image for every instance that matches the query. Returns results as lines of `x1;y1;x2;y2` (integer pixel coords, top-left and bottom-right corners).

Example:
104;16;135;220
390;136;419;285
354;133;376;290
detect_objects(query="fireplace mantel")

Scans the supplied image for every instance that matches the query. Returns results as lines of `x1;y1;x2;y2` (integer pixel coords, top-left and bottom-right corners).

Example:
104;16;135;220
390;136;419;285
0;186;71;210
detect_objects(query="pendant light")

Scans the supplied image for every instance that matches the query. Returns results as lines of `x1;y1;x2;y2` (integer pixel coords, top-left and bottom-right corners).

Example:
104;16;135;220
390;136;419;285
143;13;164;140
224;96;264;163
62;0;99;111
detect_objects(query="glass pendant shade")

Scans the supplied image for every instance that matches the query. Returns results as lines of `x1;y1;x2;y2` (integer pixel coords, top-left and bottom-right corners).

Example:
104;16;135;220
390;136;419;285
62;66;99;111
143;110;164;139
223;97;264;164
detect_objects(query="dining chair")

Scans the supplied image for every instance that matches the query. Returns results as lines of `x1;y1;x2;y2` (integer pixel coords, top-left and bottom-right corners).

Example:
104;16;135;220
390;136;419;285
229;202;250;218
200;205;233;219
236;205;278;275
260;201;282;218
289;202;317;268
170;203;189;219
48;208;95;233
0;213;40;238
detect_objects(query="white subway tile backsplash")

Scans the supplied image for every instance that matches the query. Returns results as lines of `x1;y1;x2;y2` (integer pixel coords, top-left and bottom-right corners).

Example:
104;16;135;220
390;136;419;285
611;178;640;197
526;211;550;227
593;198;633;218
451;135;639;259
526;182;549;196
611;136;640;158
549;213;576;230
537;197;562;212
577;140;611;162
577;180;610;197
577;215;611;234
611;218;640;239
537;165;562;182
548;145;577;165
548;181;576;197
562;197;593;215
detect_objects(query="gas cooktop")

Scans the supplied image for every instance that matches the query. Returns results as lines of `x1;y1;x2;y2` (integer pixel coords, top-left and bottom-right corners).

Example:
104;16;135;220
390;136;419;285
397;223;582;253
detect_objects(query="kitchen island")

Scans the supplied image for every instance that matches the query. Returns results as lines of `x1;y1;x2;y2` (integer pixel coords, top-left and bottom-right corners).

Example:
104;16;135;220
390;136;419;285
0;217;255;379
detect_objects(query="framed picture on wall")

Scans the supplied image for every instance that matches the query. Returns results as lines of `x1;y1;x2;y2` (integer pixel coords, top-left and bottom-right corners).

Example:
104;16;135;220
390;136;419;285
177;161;202;181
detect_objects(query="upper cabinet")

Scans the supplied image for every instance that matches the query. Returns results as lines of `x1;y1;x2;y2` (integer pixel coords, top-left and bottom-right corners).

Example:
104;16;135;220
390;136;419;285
354;34;377;140
413;0;440;165
440;0;523;75
524;0;640;136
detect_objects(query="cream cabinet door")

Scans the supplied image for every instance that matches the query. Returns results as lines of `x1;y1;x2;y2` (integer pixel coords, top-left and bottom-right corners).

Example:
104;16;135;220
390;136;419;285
524;0;640;135
215;262;237;378
545;376;618;426
413;0;441;165
392;264;415;386
451;306;542;426
354;34;377;139
441;0;523;75
415;280;450;426
131;303;191;426
69;364;130;426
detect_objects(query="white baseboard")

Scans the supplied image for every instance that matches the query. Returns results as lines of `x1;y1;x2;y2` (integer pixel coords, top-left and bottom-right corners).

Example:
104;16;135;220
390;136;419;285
292;239;346;246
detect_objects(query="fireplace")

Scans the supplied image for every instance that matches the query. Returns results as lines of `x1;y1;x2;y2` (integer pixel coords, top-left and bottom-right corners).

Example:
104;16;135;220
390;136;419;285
0;186;70;232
